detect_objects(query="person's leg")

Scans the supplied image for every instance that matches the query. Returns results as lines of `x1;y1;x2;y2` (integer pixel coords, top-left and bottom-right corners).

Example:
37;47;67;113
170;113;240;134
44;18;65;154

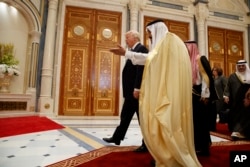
194;101;211;156
217;99;227;123
209;101;217;131
193;93;211;156
133;104;148;152
113;98;138;139
103;98;137;145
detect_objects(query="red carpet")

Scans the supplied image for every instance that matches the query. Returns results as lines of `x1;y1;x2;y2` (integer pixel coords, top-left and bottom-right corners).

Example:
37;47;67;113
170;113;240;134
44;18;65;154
45;122;250;167
47;142;250;167
79;150;153;167
199;143;250;167
0;116;64;137
210;123;231;140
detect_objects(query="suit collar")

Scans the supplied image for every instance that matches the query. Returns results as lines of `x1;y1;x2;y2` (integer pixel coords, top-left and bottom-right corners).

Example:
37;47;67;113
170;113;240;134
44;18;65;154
131;42;140;51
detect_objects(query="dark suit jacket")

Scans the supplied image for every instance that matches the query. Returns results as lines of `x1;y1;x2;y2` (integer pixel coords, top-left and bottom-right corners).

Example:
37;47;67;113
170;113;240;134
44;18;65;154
122;43;148;98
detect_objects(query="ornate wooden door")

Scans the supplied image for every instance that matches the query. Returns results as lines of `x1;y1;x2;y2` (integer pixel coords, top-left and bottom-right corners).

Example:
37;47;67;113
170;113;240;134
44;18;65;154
143;16;190;47
59;7;121;116
208;27;244;76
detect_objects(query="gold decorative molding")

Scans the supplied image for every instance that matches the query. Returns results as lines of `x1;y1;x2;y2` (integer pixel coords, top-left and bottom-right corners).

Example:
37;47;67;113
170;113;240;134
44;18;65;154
44;103;50;109
73;25;85;36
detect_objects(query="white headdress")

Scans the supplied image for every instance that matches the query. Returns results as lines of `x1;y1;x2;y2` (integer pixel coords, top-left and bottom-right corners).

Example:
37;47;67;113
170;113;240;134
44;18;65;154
146;20;168;50
236;60;250;84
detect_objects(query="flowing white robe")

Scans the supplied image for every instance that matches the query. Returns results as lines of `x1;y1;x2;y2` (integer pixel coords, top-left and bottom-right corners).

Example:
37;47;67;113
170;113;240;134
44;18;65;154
139;32;201;167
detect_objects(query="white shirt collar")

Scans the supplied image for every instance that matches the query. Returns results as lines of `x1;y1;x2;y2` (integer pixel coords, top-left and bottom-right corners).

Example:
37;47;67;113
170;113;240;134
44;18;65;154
131;42;140;50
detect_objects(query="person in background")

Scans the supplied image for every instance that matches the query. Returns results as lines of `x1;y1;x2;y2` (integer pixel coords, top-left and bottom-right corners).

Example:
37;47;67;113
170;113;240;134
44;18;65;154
110;20;201;167
185;41;218;156
224;60;250;140
244;88;250;107
231;88;250;140
103;30;148;153
212;67;228;123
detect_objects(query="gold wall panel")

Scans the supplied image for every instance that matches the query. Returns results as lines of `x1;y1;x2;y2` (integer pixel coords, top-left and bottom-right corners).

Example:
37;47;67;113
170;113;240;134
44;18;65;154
210;59;225;71
143;16;189;47
94;98;113;115
208;27;243;76
68;48;85;91
226;30;243;58
228;60;238;75
98;51;113;91
67;98;83;110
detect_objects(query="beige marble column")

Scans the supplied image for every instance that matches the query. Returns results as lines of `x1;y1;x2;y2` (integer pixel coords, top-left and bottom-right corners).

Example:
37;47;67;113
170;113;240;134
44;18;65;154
39;0;58;114
28;30;41;88
128;0;140;30
26;30;41;112
194;2;209;56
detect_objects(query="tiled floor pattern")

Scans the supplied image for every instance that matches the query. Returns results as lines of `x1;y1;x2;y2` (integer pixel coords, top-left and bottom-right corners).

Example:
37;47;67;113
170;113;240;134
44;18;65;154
0;114;228;167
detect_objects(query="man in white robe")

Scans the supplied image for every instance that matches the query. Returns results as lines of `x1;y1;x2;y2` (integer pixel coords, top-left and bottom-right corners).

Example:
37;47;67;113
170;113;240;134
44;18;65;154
110;20;201;167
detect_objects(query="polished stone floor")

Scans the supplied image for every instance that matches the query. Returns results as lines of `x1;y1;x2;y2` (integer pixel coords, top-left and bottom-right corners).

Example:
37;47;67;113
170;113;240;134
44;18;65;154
0;111;227;167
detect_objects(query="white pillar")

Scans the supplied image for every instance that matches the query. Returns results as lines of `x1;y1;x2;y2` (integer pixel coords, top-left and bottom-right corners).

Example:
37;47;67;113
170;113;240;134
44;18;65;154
26;30;41;112
39;0;58;114
28;30;41;88
195;2;209;56
128;0;140;31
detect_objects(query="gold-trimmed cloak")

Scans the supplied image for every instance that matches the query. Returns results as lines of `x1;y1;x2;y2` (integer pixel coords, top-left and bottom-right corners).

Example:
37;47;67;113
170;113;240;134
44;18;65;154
139;32;201;167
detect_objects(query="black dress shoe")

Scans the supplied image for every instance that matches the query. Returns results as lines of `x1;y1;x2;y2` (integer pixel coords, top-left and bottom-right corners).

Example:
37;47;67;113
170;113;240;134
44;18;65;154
134;145;148;152
102;137;120;145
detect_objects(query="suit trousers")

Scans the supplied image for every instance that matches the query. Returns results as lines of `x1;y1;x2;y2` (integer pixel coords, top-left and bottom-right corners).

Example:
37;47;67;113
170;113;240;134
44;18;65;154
112;97;139;141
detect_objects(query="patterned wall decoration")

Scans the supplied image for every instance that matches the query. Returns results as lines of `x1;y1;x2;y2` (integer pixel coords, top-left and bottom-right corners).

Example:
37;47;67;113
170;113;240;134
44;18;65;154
69;49;84;91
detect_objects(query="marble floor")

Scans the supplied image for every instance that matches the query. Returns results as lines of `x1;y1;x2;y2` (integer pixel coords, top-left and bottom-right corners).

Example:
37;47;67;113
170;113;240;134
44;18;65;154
0;111;228;167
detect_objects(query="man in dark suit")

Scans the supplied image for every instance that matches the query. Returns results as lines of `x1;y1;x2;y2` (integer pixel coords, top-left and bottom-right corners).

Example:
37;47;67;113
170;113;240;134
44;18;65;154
103;30;148;152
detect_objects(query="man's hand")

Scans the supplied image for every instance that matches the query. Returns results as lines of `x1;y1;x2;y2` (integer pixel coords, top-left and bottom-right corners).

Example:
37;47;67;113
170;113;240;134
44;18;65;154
200;97;209;105
133;90;140;99
224;96;229;104
110;44;126;55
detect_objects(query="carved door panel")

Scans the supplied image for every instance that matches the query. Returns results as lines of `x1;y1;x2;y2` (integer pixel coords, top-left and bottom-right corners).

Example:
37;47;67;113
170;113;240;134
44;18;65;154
143;16;189;47
59;7;121;116
92;10;121;116
208;27;243;76
208;28;226;73
226;30;244;75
